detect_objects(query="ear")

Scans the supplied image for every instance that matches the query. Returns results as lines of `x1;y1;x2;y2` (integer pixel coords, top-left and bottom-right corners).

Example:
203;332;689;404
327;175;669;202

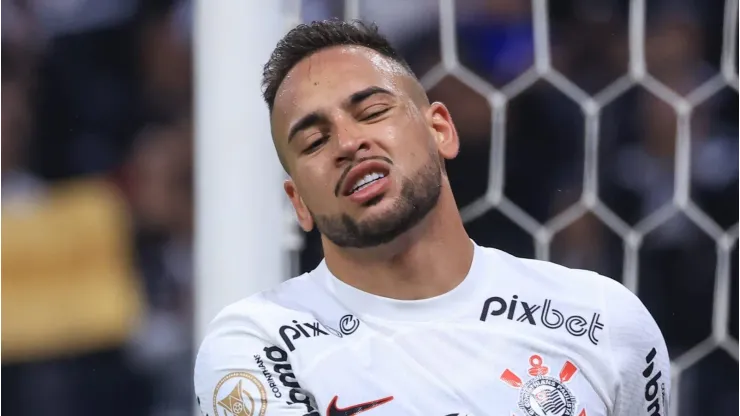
284;179;314;232
427;102;460;160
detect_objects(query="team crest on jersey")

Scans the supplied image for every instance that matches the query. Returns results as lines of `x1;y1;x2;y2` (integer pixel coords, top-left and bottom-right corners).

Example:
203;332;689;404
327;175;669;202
500;354;587;416
213;371;268;416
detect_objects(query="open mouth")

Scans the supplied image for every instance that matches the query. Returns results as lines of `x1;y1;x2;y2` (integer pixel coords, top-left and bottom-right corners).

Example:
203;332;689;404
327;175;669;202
349;172;386;194
339;159;392;197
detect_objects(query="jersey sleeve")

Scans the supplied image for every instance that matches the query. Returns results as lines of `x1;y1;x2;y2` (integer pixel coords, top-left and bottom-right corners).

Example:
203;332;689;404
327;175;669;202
194;308;320;416
604;278;671;416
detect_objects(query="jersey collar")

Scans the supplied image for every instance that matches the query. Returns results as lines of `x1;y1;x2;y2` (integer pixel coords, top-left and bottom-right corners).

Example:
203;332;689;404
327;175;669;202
316;240;490;322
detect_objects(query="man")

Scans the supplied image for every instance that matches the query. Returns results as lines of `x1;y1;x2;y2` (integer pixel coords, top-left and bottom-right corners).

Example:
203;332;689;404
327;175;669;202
195;20;670;416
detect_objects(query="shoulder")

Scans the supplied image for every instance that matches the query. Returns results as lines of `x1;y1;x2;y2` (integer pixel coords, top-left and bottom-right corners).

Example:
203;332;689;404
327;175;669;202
194;273;324;415
480;245;621;298
199;272;319;347
498;247;657;334
478;244;653;326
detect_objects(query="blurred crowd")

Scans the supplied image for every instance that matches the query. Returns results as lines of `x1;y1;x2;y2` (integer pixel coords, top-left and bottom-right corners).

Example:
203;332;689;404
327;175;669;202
2;0;737;415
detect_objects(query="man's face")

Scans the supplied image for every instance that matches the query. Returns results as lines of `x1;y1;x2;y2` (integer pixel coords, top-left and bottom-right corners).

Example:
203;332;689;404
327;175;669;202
272;46;458;248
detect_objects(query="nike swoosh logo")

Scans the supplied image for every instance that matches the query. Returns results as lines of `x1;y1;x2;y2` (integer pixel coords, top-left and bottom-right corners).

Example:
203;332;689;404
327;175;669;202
326;395;394;416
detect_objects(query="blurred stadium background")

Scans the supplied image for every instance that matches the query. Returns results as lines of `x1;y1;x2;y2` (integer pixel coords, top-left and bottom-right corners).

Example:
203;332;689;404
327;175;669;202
1;0;738;415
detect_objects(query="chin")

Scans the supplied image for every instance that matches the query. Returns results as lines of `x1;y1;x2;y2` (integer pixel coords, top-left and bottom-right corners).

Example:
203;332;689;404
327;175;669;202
360;193;385;207
352;192;398;216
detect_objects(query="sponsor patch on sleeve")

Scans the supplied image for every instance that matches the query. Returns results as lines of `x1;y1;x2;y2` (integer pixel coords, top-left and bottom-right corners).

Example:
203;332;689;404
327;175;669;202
213;372;268;416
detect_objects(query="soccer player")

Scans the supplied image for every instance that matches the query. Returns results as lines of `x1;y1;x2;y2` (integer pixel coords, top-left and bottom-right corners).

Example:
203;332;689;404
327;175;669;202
195;20;670;416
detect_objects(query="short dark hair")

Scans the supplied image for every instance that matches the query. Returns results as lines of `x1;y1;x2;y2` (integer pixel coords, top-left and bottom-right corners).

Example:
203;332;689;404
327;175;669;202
261;19;414;113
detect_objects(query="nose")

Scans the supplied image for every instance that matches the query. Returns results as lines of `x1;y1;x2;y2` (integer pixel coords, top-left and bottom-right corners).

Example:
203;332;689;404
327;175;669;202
334;121;370;166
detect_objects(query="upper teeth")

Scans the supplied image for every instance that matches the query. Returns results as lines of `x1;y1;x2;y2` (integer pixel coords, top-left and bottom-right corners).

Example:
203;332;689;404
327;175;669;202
352;172;385;193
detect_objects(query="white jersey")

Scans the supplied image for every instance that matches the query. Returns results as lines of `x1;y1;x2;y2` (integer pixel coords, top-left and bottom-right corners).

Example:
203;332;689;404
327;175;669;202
195;242;670;416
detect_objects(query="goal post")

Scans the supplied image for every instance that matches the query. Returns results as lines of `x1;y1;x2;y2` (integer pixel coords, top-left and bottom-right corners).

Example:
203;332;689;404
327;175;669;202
193;0;287;345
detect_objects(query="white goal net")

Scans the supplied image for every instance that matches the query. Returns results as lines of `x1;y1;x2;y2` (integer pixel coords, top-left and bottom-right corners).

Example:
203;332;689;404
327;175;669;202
274;0;738;414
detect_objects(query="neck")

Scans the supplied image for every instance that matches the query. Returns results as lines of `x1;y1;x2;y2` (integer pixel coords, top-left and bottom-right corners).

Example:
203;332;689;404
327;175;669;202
321;188;474;300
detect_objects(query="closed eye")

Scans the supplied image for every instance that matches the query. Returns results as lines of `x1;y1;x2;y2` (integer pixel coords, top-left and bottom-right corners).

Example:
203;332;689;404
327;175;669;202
360;107;390;122
303;135;328;154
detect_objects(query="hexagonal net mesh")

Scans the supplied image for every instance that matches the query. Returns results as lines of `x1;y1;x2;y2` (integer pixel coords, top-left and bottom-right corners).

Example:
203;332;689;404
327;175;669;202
282;0;739;413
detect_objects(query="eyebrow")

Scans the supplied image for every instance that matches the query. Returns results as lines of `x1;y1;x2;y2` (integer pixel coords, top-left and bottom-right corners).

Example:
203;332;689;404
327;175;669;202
346;86;394;106
286;86;395;143
288;112;325;143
